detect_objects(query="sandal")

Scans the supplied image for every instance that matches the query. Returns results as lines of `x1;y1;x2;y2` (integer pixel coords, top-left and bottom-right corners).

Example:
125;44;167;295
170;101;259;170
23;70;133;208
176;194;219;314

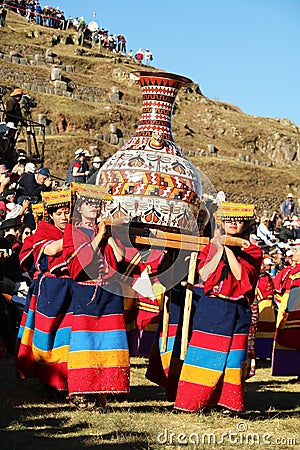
221;408;234;416
71;395;90;410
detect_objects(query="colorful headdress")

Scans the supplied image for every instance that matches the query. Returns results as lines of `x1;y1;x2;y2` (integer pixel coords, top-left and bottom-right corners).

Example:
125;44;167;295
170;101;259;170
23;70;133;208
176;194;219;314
70;182;113;208
42;190;71;221
31;202;44;224
216;202;255;222
42;190;71;209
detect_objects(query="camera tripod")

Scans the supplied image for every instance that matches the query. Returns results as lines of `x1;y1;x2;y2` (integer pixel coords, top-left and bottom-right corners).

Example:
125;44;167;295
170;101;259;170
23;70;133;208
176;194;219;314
15;109;45;164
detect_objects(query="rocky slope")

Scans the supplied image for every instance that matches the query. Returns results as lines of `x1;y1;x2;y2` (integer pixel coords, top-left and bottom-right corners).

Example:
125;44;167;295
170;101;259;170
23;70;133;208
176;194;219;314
0;10;299;213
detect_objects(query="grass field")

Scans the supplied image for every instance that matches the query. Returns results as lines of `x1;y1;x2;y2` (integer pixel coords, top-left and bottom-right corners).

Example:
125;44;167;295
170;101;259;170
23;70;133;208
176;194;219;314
0;357;299;449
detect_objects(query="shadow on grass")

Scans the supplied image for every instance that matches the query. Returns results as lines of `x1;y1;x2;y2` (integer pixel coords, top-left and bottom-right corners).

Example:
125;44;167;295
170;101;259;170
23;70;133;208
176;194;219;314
1;356;299;435
110;385;166;402
0;429;150;450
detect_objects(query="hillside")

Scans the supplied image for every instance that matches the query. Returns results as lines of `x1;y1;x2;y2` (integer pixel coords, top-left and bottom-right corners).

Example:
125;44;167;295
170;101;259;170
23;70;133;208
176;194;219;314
1;10;299;213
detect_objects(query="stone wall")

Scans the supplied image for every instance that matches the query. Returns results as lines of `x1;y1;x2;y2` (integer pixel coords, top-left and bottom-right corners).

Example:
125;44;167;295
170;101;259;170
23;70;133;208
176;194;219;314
0;46;137;107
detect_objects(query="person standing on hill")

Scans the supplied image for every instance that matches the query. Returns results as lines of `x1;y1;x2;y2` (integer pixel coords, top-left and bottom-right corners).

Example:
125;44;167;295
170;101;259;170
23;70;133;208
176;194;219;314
144;49;153;65
256;216;276;246
0;5;7;27
5;89;24;128
135;48;144;63
281;193;296;218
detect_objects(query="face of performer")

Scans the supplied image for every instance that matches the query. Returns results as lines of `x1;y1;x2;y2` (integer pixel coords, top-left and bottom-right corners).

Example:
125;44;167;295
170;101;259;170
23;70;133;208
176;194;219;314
21;227;32;243
223;219;245;237
292;247;300;264
50;207;70;231
77;201;100;221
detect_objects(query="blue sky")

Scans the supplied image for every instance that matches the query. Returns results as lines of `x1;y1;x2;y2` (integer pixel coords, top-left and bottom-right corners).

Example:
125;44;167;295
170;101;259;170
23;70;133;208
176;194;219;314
56;0;300;125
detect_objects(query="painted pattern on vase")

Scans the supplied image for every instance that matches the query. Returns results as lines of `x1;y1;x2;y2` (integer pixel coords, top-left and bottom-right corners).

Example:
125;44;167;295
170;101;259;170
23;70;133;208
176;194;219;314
96;71;202;233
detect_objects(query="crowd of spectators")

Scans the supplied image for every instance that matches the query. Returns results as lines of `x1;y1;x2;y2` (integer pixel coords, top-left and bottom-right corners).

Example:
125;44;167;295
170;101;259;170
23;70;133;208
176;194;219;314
2;1;154;62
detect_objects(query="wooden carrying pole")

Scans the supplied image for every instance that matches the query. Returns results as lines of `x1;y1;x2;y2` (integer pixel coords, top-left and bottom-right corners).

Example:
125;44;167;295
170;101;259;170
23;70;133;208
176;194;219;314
160;294;170;352
180;251;198;360
114;225;249;357
115;224;209;354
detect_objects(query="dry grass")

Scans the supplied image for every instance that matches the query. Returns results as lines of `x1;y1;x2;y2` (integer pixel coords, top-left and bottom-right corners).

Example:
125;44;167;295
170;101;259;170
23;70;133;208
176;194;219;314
0;358;299;449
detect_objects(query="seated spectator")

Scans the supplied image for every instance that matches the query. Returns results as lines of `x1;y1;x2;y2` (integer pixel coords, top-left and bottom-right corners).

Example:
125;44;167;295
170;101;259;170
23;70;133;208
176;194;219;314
17;167;52;202
16;195;36;231
249;205;260;235
10;161;25;180
279;220;294;243
250;233;261;246
88;155;102;179
2;189;31;221
257;216;277;246
24;162;37;174
0;163;10;192
291;219;300;241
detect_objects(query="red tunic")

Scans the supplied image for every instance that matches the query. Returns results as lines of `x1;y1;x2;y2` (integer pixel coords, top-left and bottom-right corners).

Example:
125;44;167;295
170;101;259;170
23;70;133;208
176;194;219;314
19;221;68;276
198;242;262;304
62;223;119;281
273;265;293;294
289;263;300;288
19;233;35;275
256;272;275;301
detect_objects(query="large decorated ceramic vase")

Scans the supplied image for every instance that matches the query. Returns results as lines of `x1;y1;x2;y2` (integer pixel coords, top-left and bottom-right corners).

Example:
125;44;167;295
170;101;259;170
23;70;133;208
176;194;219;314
96;71;203;233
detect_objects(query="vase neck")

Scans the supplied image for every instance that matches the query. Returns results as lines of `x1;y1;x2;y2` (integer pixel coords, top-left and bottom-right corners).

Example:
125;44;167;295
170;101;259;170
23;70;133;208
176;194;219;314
134;73;191;141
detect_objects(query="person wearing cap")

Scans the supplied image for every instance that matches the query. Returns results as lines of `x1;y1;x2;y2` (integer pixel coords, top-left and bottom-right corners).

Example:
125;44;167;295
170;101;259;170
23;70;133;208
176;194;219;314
5;88;24;128
5;90;25;168
62;184;129;410
256;216;276;247
279;220;293;243
65;149;89;186
9;151;26;179
147;202;263;414
272;245;300;379
17;167;52;202
24;162;37;174
291;219;300;241
281;193;296;219
144;48;153;65
3;188;31;222
87;155;102;179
